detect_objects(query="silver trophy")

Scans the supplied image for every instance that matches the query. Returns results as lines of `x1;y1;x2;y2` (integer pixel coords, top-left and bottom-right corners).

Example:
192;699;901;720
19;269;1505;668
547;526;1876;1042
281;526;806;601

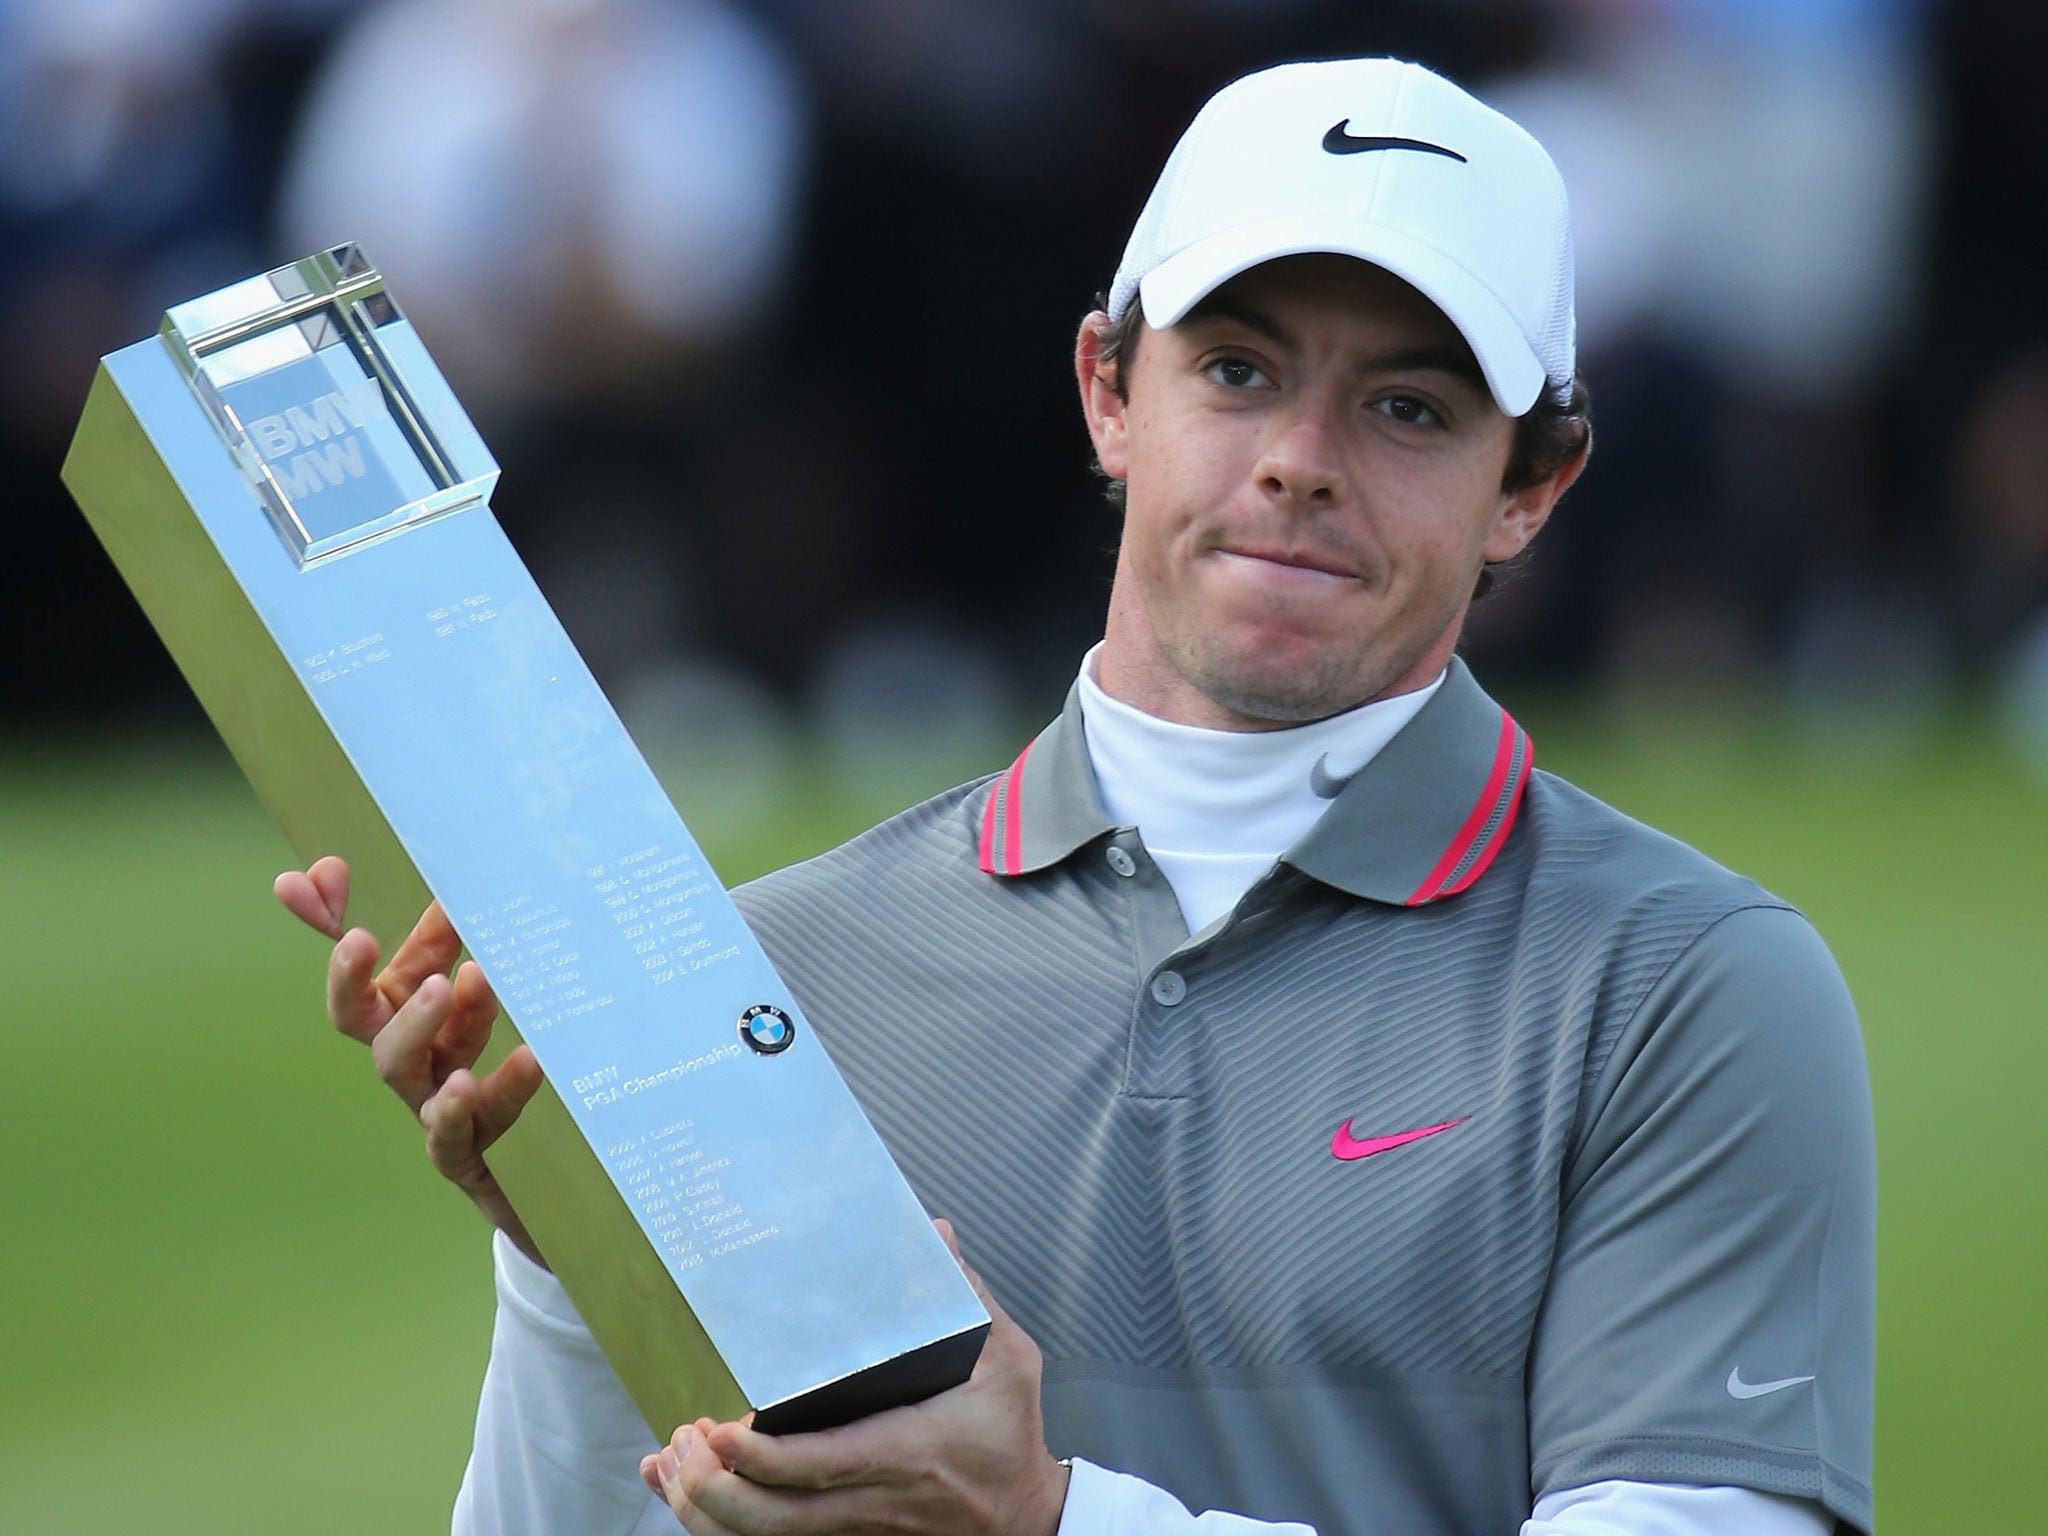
62;245;989;1436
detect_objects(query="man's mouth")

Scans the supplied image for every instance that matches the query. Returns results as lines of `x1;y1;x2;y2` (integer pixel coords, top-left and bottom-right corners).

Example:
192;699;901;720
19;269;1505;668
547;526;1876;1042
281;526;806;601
1215;545;1358;581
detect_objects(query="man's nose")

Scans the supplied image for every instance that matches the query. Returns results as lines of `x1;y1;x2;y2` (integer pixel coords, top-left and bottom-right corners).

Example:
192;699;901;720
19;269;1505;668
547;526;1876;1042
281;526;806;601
1253;393;1344;507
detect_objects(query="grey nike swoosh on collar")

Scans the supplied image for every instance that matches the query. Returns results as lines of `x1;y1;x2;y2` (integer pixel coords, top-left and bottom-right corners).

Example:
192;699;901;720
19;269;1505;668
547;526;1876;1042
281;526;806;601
1309;752;1358;800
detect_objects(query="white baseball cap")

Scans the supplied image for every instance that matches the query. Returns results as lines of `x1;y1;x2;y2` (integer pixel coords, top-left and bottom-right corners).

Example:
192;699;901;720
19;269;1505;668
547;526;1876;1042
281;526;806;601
1106;58;1575;417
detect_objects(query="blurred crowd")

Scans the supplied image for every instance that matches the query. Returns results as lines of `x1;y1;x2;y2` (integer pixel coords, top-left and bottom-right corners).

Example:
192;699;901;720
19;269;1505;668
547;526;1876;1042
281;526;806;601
6;0;2047;763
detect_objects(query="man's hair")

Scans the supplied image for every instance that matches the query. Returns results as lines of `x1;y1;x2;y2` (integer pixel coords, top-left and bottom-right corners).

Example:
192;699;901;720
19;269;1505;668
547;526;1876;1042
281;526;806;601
1088;299;1592;597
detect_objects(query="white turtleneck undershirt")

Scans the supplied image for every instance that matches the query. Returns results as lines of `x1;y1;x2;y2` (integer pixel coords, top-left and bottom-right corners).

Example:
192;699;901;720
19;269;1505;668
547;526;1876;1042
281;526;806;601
1075;644;1443;933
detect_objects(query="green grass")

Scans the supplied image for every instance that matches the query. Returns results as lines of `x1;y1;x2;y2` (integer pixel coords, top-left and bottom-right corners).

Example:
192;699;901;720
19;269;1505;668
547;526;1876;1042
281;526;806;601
1525;707;2048;1530
1;715;2040;1533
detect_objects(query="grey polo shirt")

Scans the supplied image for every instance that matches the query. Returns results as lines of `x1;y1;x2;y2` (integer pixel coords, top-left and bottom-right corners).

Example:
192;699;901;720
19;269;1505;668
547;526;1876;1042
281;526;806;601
731;658;1876;1536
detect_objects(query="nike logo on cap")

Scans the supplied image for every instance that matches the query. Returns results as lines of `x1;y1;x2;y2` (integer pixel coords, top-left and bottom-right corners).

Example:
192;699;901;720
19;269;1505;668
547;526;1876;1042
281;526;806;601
1726;1368;1815;1400
1322;121;1468;162
1331;1116;1468;1161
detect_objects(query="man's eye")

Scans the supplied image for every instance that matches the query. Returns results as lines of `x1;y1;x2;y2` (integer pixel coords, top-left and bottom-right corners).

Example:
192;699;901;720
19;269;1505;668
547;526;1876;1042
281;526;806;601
1375;394;1442;427
1207;358;1268;388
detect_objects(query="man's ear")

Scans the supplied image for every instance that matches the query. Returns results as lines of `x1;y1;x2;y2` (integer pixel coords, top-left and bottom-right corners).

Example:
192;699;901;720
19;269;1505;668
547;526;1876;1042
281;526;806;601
1481;437;1589;566
1076;311;1130;485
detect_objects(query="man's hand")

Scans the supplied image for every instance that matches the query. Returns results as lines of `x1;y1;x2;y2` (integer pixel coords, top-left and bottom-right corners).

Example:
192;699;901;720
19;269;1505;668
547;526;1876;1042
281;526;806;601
638;1220;1069;1536
275;856;546;1265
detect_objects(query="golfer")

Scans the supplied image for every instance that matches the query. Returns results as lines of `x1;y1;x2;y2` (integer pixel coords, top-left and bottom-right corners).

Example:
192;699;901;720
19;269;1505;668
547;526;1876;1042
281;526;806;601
279;58;1875;1536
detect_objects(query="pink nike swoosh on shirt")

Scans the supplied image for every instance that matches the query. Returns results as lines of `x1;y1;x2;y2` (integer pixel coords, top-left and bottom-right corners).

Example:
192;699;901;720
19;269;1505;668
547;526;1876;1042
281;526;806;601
1330;1116;1469;1161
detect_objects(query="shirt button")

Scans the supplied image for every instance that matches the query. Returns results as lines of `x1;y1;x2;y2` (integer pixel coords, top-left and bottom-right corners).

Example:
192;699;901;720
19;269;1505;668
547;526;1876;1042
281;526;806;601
1150;970;1187;1006
1106;845;1137;877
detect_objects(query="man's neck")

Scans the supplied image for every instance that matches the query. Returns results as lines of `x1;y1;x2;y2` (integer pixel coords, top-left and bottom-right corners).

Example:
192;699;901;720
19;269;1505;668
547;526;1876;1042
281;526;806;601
1076;646;1444;932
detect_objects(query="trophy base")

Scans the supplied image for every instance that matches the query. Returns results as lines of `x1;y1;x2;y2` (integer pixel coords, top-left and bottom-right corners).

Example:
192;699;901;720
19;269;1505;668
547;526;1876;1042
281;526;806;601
754;1322;992;1435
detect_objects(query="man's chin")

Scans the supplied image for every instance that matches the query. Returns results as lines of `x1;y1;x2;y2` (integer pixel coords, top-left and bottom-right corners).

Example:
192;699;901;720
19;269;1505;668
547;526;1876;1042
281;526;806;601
1178;645;1378;727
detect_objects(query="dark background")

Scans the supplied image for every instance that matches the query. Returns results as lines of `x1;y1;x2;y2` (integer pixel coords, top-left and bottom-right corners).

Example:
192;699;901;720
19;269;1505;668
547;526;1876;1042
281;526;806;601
7;0;2047;753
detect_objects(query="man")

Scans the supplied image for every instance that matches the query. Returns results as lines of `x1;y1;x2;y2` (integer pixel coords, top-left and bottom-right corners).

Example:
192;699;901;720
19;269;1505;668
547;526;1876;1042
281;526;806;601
279;59;1875;1536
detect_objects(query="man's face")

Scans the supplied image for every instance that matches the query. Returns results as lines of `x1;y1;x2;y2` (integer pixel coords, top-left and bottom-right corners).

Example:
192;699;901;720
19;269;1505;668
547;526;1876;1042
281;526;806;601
1080;255;1574;728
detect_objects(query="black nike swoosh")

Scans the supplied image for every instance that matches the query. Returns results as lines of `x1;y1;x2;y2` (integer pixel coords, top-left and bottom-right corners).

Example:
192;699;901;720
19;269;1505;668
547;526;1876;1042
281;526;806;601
1322;122;1467;162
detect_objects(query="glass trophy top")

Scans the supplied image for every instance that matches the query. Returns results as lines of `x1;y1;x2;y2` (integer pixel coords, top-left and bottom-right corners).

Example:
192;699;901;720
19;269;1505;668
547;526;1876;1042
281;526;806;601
161;244;498;564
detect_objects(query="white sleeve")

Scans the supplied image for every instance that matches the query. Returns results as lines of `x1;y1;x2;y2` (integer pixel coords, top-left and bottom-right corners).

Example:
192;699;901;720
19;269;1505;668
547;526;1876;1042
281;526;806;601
1054;1460;1317;1536
1525;1480;1835;1535
452;1230;675;1536
1055;1461;1834;1536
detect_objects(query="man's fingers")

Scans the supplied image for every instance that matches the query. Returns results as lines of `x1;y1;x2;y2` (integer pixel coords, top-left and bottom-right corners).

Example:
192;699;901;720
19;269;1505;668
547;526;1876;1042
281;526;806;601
326;928;387;1044
657;1424;816;1534
371;970;455;1110
649;1425;754;1536
275;856;351;938
421;1068;484;1182
420;1054;542;1170
469;1045;543;1149
933;1217;1004;1321
934;1216;986;1293
707;1410;908;1493
377;899;464;1003
430;961;502;1077
275;873;339;939
307;856;350;927
452;957;499;1021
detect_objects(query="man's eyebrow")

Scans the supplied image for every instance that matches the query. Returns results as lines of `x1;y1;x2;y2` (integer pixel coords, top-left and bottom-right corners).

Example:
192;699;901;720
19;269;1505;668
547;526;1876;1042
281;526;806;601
1176;302;1486;393
1354;346;1488;392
